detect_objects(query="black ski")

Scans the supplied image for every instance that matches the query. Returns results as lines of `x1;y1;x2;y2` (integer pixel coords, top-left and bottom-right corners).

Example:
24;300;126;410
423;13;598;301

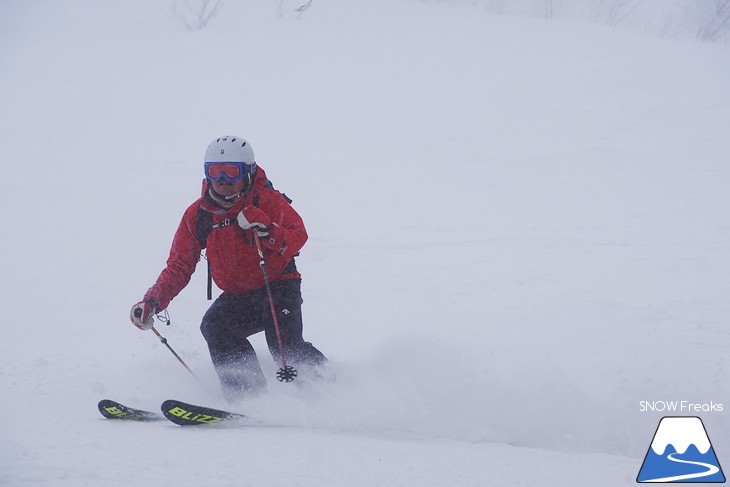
161;399;246;426
98;399;163;421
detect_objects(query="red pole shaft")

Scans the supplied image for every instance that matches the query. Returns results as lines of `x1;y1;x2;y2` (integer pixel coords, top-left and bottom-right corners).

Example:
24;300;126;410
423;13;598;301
252;231;288;368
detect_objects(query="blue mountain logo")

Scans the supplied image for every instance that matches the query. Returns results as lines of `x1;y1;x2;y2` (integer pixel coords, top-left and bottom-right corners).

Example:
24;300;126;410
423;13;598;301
637;416;725;483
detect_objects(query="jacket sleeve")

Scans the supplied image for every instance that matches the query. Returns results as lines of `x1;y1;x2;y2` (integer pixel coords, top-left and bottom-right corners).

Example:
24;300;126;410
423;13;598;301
144;202;203;310
261;191;308;261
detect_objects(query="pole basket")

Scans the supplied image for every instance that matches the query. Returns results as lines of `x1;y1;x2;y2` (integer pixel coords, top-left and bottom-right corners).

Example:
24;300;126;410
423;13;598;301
276;366;298;382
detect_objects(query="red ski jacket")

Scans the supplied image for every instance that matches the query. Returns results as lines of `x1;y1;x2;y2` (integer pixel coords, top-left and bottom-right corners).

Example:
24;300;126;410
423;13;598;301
145;167;307;310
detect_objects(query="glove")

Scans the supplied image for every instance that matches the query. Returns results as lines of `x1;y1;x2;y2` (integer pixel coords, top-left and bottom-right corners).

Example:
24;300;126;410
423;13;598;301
237;206;272;237
130;300;158;330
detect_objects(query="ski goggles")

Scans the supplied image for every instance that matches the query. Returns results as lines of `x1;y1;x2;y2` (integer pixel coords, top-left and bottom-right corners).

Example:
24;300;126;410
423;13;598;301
204;162;254;182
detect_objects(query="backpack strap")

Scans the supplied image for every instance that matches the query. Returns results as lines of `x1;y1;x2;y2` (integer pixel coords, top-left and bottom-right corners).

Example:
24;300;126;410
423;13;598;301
195;204;213;247
264;178;293;203
196;204;214;300
206;259;213;300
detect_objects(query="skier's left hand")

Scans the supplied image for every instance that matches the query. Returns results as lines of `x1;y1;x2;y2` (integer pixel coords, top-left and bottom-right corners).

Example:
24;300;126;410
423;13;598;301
130;300;157;330
237;206;272;237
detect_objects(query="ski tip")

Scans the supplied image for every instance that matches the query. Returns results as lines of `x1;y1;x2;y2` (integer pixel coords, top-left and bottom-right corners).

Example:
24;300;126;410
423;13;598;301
98;399;163;421
98;399;125;419
98;399;112;415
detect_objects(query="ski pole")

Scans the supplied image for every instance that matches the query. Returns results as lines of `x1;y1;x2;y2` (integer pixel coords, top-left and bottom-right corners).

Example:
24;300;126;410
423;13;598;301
150;325;201;382
251;231;298;382
133;308;201;383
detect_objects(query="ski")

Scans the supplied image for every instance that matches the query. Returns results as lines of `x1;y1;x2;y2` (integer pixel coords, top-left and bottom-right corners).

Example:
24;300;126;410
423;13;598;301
161;399;246;426
98;399;164;421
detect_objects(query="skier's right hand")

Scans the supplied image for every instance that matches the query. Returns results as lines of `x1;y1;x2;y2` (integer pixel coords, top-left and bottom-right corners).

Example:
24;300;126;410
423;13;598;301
130;300;157;330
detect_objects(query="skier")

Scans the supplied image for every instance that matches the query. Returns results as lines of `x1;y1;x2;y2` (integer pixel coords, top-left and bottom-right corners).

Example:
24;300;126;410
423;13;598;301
130;135;327;400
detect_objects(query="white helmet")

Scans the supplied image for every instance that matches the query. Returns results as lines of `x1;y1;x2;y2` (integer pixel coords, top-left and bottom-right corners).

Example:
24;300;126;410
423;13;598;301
204;136;255;165
203;136;257;197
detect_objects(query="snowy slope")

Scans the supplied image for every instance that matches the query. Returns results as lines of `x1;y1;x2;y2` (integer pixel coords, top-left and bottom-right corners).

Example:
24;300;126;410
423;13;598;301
1;1;729;486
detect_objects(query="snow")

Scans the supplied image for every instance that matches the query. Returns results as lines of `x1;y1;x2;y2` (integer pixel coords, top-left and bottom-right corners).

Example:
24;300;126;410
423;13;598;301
1;0;729;485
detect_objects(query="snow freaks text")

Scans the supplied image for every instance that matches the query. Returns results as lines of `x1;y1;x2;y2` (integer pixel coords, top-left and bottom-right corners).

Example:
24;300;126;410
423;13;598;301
639;401;724;413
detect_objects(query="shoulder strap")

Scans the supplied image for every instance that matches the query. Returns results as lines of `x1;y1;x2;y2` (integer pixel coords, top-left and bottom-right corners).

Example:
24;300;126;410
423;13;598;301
196;203;214;300
264;178;293;204
196;204;214;247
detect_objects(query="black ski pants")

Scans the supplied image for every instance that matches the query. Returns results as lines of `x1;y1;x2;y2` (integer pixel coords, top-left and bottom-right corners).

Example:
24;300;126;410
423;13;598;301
200;278;326;399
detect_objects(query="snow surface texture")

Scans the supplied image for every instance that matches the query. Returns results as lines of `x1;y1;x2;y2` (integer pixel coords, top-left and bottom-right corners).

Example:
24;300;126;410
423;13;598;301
1;1;728;486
